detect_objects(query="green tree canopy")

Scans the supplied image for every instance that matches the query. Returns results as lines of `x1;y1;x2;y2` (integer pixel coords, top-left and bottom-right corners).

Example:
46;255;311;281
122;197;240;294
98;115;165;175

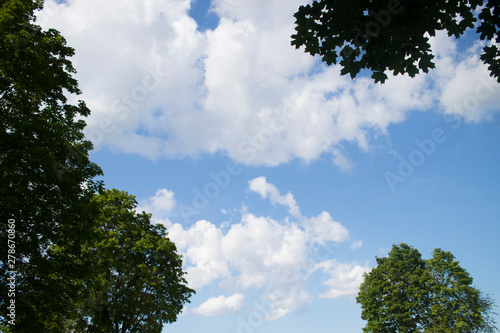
291;0;500;83
75;189;194;333
357;244;497;332
424;249;497;332
356;243;429;332
1;2;195;332
1;0;102;330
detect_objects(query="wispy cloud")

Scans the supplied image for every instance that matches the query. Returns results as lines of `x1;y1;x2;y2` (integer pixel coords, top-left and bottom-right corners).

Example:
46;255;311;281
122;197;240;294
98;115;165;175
350;240;363;250
248;176;301;217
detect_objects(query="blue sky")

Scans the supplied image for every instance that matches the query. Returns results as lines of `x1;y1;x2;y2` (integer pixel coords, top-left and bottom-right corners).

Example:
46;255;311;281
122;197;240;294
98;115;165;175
38;0;500;332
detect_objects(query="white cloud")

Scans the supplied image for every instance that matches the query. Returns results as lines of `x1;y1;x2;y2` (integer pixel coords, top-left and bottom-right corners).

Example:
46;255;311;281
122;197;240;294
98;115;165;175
429;31;500;122
167;220;230;289
191;293;245;316
439;56;500;122
248;176;300;217
137;188;176;218
161;177;358;320
220;213;309;290
150;188;176;211
263;287;313;321
305;212;349;245
317;260;371;299
350;240;363;250
35;0;500;169
331;148;355;171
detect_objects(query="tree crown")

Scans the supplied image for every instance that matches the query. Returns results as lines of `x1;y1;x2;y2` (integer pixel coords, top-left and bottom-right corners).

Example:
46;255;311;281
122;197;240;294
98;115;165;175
291;0;500;83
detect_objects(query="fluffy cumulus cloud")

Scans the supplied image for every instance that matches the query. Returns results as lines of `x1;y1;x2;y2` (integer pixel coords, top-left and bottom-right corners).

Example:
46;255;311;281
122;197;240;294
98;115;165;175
152;188;176;210
36;0;499;168
137;188;176;216
167;219;230;289
317;260;370;299
156;177;368;321
191;293;245;316
429;31;500;122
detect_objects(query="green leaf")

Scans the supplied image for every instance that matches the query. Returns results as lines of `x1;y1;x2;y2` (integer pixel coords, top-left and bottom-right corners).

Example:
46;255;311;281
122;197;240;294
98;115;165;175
371;71;388;83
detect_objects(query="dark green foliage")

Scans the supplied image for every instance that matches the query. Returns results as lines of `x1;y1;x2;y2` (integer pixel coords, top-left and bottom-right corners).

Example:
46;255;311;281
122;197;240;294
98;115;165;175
291;0;500;83
1;2;194;332
357;244;497;332
1;0;103;330
75;190;194;333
